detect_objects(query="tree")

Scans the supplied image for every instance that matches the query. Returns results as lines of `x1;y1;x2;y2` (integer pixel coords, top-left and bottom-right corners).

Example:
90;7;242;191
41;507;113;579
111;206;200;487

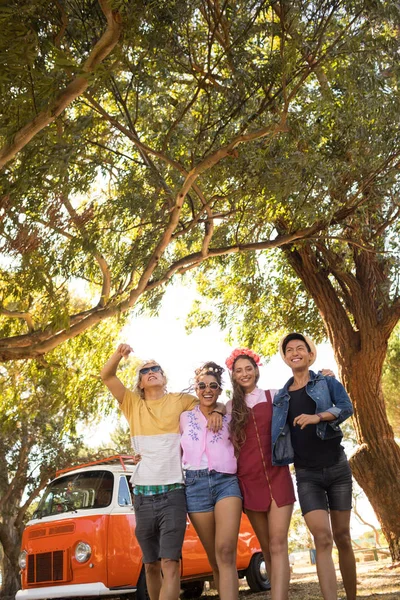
98;420;132;455
0;0;122;169
277;225;400;560
353;488;385;549
181;3;400;559
0;0;380;360
288;508;313;553
0;319;121;599
382;324;400;437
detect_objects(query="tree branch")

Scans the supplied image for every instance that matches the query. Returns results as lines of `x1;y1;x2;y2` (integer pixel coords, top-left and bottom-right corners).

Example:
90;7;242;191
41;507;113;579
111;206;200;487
0;0;122;170
54;0;69;48
144;219;328;291
0;220;327;361
60;193;111;306
0;308;34;332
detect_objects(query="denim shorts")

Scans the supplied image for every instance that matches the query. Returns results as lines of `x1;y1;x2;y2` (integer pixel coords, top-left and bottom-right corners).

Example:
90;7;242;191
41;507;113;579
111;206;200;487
184;469;242;513
133;488;187;563
295;454;353;516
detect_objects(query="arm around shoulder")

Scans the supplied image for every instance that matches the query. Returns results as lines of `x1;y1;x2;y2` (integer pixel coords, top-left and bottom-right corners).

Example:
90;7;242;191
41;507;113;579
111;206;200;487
326;376;353;423
100;344;132;404
213;401;226;416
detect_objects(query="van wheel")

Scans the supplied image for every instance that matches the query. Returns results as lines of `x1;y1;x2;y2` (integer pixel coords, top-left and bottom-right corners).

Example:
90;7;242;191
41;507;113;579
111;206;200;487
181;581;204;599
136;568;150;600
245;552;271;591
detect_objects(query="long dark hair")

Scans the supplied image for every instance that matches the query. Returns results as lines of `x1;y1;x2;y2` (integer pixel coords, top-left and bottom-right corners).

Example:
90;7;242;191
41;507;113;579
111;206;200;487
229;355;260;454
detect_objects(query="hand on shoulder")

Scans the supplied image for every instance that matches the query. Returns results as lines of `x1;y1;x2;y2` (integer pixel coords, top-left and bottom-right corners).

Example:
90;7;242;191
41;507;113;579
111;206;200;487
321;368;335;378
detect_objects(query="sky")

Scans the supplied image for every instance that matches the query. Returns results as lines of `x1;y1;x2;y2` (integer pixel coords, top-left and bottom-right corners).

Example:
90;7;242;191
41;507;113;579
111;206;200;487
88;280;380;539
122;282;335;392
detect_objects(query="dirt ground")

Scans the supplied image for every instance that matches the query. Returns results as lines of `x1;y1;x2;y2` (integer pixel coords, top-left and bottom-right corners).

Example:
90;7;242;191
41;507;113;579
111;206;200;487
204;561;400;599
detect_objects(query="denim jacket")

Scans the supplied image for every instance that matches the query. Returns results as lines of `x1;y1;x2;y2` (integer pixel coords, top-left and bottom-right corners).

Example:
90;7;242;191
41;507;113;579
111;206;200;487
271;370;353;466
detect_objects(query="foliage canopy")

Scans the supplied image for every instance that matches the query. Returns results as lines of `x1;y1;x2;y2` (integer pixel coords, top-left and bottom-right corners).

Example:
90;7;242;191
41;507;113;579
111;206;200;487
1;0;399;361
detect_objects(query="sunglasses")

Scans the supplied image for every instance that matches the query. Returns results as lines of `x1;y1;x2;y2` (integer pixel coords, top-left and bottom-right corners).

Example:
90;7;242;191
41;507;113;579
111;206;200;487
196;382;220;390
139;365;163;375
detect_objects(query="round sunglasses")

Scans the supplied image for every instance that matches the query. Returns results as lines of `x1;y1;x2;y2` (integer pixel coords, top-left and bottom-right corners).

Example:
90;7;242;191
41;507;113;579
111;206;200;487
196;381;220;390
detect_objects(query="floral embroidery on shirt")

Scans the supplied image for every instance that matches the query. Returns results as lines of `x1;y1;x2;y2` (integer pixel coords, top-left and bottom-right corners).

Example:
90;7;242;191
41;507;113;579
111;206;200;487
187;410;201;441
209;416;227;444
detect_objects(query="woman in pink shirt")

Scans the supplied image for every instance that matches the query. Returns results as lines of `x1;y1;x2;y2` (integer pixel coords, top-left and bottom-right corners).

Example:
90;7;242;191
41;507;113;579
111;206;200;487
180;362;242;600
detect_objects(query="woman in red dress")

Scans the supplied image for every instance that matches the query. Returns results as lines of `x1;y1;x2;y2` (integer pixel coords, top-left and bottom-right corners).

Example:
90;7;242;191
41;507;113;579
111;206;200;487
225;348;295;600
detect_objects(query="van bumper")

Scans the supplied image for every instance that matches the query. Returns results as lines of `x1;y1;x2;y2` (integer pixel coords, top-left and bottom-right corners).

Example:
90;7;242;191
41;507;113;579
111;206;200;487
16;583;137;599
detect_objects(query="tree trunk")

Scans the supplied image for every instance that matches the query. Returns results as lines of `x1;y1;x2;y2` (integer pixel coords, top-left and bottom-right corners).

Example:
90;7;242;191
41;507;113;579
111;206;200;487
1;551;20;600
0;507;25;599
0;518;22;600
284;243;400;560
340;349;400;561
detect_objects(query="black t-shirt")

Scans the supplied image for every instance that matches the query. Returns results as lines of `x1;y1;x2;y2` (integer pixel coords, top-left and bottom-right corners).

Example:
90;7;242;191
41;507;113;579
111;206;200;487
288;386;343;469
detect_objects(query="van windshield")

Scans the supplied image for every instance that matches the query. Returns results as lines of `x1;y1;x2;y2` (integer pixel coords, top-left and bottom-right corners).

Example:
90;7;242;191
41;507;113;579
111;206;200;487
33;470;114;518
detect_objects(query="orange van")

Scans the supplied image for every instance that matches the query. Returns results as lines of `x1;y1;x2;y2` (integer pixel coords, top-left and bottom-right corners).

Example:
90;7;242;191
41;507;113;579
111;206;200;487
17;456;270;600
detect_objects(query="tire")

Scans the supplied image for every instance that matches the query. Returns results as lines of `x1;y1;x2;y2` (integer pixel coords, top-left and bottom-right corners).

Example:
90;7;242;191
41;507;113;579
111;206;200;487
245;552;271;591
181;581;205;599
136;568;150;600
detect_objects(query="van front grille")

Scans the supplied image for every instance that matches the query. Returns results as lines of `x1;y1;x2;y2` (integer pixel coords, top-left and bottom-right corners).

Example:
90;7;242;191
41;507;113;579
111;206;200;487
27;551;66;584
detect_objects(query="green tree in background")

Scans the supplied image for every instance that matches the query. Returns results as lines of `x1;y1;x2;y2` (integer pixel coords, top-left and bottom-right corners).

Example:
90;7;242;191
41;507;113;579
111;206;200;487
288;508;313;554
382;324;400;438
0;0;122;169
1;0;388;359
100;420;132;455
0;319;121;599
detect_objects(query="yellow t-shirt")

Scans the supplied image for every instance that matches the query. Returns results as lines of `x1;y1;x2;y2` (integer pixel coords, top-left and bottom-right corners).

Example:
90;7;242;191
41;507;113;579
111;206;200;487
120;390;197;485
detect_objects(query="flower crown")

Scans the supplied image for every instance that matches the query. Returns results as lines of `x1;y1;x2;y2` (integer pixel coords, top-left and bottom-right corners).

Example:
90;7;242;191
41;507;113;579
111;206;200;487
195;364;224;378
225;348;262;371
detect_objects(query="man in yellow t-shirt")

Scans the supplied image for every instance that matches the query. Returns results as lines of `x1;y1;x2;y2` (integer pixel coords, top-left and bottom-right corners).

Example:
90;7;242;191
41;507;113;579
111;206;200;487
100;344;223;600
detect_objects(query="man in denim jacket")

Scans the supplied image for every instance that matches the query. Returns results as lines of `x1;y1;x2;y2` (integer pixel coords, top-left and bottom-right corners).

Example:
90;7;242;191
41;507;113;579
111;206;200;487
272;333;356;600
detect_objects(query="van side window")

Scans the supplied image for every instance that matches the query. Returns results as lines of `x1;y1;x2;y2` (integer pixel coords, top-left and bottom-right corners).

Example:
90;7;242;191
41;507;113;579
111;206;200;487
118;476;134;506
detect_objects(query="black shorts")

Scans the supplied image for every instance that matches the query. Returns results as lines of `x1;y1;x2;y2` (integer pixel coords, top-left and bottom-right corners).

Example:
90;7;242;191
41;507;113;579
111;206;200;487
295;454;352;516
133;488;187;563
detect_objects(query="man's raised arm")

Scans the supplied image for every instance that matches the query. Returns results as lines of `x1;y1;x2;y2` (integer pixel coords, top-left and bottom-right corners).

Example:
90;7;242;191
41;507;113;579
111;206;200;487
100;343;133;404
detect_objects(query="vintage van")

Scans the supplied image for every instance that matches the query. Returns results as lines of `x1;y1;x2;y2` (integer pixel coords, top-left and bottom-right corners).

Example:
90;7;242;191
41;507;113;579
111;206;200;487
16;456;270;600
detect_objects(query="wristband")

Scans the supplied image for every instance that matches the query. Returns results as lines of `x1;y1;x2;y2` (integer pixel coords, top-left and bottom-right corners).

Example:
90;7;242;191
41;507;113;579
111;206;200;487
211;410;224;416
316;413;324;422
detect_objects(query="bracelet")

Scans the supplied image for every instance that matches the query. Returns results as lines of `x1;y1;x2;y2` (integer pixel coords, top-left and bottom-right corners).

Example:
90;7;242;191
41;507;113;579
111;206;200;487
316;413;324;422
210;410;224;416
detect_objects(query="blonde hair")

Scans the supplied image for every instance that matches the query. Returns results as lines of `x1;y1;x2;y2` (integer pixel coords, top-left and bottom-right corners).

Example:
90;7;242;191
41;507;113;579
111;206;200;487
134;359;167;399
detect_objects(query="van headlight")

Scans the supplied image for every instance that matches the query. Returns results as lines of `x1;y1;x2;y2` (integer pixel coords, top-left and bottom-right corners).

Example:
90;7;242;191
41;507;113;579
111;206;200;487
75;542;91;563
19;550;27;570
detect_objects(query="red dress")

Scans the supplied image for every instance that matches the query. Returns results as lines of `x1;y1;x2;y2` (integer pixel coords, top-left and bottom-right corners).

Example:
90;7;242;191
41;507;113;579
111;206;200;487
237;389;295;511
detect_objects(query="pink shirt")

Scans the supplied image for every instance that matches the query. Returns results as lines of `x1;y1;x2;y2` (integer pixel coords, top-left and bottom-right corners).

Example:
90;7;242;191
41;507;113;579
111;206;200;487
226;387;278;413
180;405;237;474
